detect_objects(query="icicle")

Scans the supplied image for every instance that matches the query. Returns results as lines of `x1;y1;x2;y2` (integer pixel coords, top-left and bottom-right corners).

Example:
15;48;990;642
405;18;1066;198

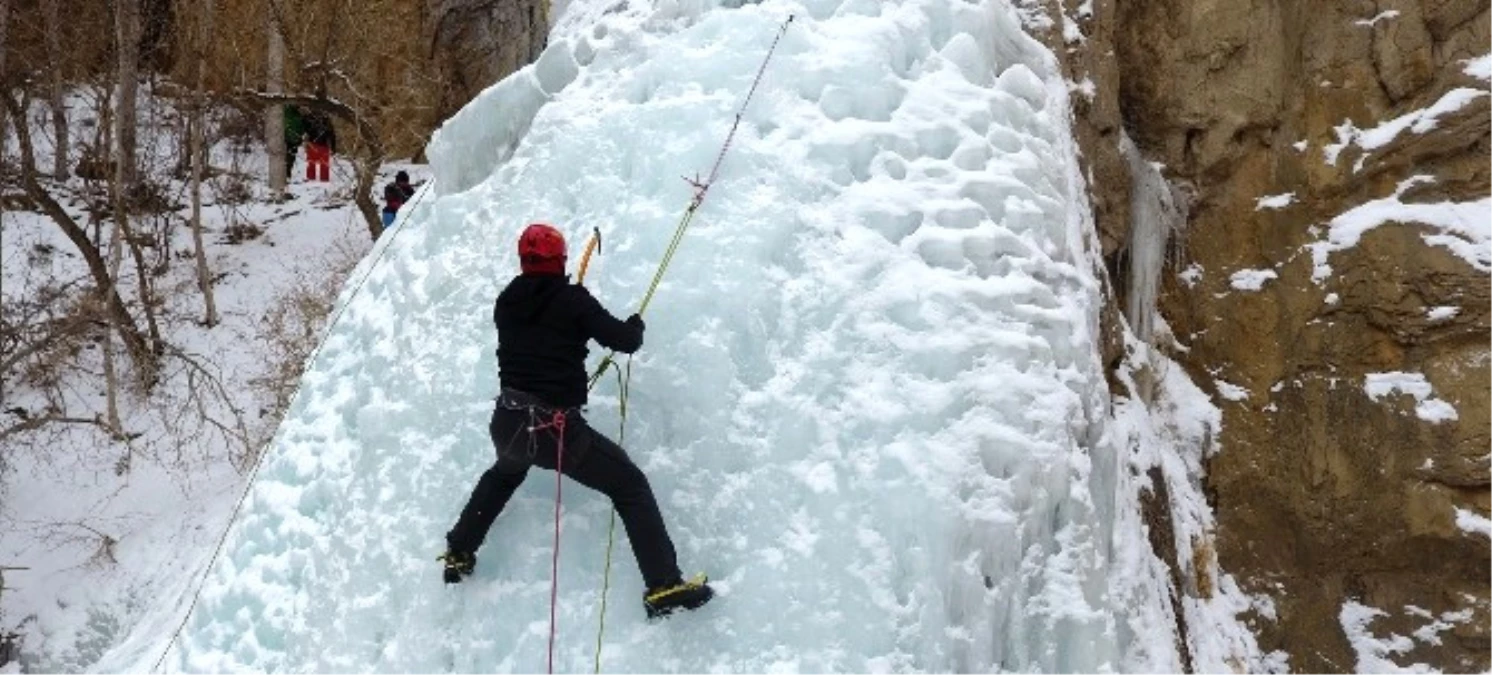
1120;132;1188;345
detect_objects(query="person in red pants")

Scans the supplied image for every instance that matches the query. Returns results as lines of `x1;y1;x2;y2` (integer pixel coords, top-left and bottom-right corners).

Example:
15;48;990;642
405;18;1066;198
302;110;337;182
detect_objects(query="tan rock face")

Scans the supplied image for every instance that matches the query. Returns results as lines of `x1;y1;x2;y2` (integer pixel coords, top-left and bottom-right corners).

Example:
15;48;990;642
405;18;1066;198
428;0;550;124
1049;0;1488;670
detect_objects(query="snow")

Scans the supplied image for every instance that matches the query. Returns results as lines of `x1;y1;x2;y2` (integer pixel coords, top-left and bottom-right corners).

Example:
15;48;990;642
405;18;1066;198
1340;601;1436;674
1363;372;1459;424
1464;54;1492;81
1323;88;1490;169
1068;77;1096;100
1255;193;1295;210
1;89;431;672
1355;10;1401;26
1178;264;1203;288
134;0;1190;672
1308;176;1492;282
1229;268;1277;291
1455;508;1491;538
1062;15;1085;44
1426;306;1459;321
1109;338;1266;672
1214;380;1250;402
1407;606;1475;646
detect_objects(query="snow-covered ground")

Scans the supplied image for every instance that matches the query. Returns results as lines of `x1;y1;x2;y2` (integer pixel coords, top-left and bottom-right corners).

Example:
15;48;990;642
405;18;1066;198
1;87;429;672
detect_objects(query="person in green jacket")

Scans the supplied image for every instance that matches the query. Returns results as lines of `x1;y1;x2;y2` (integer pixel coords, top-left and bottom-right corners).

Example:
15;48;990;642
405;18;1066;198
282;104;305;181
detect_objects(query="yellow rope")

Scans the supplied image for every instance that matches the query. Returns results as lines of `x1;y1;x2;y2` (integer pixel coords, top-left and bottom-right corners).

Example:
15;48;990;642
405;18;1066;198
592;358;630;673
588;16;793;670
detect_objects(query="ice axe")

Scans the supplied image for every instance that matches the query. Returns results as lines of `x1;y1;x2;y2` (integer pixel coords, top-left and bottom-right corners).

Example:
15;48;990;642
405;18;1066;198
575;227;602;285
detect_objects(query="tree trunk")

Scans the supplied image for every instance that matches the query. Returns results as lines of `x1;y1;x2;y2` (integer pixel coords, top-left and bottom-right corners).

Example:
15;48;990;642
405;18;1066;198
46;0;68;179
113;0;162;356
104;211;126;434
353;159;383;239
191;0;219;327
112;191;164;358
0;0;11;165
266;2;286;195
114;0;141;190
238;91;387;239
2;92;158;385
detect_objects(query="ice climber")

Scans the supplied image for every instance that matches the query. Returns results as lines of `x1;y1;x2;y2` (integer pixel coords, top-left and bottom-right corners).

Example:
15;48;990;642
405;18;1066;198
441;223;713;619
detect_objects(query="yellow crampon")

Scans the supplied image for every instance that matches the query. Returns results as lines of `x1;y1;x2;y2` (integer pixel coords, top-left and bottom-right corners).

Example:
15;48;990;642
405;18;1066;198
645;573;709;604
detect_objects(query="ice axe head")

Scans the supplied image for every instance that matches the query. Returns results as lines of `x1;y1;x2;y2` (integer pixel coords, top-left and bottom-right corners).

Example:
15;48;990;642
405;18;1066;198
576;227;603;285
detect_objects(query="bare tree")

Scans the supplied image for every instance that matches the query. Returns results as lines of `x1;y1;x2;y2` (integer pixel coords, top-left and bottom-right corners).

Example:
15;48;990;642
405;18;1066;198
2;90;159;387
109;0;165;362
114;0;141;190
265;0;286;195
45;0;68;179
190;0;218;326
237;90;386;239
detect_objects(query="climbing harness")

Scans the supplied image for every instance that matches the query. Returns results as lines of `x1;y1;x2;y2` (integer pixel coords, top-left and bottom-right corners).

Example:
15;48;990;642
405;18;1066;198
493;386;580;674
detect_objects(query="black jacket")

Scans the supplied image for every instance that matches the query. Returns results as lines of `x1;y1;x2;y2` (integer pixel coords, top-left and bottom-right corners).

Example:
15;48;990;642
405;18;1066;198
304;113;337;151
383;181;415;213
494;274;643;408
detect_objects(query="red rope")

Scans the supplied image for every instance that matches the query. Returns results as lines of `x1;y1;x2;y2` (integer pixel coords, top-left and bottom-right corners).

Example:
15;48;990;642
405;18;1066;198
544;410;568;674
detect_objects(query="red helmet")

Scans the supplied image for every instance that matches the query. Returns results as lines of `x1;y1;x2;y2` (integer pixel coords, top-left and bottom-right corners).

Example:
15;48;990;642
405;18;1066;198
518;223;567;274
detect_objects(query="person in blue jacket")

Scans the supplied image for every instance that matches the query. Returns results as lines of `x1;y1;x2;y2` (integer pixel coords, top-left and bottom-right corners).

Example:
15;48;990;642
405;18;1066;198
381;171;417;229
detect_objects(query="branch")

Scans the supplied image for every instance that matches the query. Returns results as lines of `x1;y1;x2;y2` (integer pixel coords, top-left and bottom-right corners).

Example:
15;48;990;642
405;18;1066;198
231;88;388;238
160;343;254;464
230;90;382;159
0;412;108;445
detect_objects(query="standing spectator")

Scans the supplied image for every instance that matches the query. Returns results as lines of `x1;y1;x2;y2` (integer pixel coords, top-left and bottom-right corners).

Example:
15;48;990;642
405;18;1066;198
303;110;337;182
382;170;418;229
282;104;305;181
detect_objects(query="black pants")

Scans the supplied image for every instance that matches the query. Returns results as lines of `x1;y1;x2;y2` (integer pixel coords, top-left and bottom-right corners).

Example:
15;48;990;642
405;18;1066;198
447;404;682;588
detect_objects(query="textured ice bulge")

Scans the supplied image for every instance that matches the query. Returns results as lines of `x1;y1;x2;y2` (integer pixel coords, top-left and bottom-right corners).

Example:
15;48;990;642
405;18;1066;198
164;0;1124;671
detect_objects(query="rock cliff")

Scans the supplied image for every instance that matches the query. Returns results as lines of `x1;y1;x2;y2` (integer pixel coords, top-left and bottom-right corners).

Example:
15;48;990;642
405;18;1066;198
1039;0;1489;670
428;0;551;125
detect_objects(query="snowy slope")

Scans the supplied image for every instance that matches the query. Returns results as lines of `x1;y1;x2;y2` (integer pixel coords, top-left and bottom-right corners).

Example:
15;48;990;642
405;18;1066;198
151;0;1152;671
1;87;436;672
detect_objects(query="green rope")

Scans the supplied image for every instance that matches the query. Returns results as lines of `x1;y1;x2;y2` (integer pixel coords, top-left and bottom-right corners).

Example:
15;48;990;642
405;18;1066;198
586;205;701;391
592;358;631;673
588;16;793;670
586;204;695;673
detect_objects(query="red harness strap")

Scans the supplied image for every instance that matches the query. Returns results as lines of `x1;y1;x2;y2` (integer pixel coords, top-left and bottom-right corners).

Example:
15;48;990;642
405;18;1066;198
536;409;568;674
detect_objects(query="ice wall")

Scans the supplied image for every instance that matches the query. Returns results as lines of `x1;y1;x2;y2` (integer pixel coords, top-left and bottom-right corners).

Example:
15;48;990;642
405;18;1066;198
161;0;1140;671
